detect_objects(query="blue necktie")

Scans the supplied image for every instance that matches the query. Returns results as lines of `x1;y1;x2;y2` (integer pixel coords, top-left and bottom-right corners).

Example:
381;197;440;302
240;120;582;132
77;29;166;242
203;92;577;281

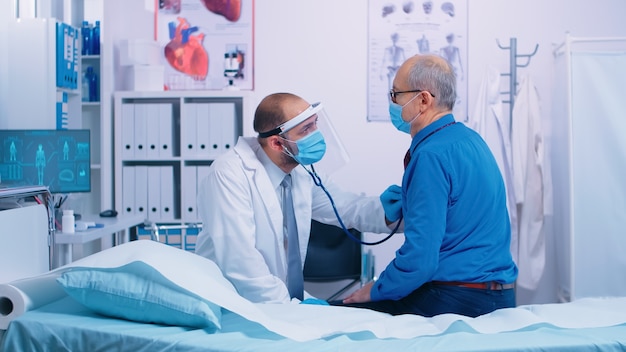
282;174;304;300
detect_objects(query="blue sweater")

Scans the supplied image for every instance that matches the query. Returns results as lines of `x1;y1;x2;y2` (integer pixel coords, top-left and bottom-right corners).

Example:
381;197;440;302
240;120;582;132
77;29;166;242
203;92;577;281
371;114;518;301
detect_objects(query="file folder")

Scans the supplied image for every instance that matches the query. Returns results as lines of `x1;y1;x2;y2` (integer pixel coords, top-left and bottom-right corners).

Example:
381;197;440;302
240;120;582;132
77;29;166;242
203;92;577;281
134;104;148;159
134;166;148;217
158;104;173;158
181;166;198;222
215;103;237;154
181;103;197;157
121;104;135;159
147;166;160;221
122;166;135;215
145;104;161;159
160;165;175;221
196;166;211;190
196;103;211;158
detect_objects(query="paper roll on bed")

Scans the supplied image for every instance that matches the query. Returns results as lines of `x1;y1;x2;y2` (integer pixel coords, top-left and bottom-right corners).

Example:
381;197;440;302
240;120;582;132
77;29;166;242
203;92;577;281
0;272;67;329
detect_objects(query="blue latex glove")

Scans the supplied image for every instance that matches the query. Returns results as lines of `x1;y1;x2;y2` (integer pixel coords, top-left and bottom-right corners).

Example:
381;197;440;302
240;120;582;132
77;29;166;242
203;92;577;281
380;184;402;222
300;298;330;305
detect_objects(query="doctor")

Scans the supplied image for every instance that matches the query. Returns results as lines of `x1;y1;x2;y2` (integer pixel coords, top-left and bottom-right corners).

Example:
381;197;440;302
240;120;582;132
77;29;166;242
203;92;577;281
195;92;394;304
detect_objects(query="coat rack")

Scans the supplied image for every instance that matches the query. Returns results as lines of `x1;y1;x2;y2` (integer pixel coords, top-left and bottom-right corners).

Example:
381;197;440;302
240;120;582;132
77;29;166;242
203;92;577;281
497;38;539;124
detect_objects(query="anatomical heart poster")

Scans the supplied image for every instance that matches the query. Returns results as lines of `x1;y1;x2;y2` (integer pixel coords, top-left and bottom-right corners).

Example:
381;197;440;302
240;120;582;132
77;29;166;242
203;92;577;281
156;0;254;90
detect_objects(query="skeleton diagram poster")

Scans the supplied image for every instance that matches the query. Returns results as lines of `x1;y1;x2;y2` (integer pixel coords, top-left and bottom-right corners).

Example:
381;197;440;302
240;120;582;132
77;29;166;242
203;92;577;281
155;0;254;90
367;0;468;122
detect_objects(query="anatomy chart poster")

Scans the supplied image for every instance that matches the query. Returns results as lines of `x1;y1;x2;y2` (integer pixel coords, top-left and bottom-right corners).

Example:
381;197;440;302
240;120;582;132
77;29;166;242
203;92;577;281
367;0;468;122
156;0;254;90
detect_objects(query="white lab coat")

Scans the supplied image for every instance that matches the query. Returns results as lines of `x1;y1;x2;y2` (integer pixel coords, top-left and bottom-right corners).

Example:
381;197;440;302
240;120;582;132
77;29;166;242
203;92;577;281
467;66;519;264
195;137;389;303
511;74;553;290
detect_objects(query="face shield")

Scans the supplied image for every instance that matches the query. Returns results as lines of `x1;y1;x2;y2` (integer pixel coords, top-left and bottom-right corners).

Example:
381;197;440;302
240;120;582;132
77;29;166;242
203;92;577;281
259;102;349;172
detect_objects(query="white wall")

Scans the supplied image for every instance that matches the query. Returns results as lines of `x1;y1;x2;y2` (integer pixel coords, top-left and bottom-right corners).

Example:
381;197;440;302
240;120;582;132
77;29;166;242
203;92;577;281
3;0;626;304
251;0;626;305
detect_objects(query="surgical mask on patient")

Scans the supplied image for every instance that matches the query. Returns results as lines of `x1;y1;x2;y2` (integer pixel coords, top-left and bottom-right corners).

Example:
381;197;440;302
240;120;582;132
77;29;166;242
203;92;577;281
389;94;422;134
282;129;326;165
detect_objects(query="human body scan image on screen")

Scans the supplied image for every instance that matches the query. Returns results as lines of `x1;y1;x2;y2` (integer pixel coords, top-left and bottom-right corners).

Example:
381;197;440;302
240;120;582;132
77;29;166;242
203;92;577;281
0;130;91;194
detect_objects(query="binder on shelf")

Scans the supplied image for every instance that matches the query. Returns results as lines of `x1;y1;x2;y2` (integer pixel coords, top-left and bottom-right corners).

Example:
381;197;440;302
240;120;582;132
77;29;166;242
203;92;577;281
196;103;211;158
160;165;175;221
158;104;173;158
146;104;161;159
181;103;197;157
147;166;160;221
196;166;211;191
134;104;147;159
193;165;211;234
213;103;237;155
207;104;223;158
134;166;148;217
121;104;135;159
182;166;198;221
122;166;135;215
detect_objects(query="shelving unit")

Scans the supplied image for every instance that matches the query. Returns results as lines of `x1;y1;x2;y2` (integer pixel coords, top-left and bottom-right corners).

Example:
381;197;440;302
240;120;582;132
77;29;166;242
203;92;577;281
113;90;249;249
79;52;103;216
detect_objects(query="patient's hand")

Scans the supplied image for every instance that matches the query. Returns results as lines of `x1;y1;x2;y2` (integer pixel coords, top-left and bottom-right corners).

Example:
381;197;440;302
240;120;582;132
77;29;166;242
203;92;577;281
342;281;373;304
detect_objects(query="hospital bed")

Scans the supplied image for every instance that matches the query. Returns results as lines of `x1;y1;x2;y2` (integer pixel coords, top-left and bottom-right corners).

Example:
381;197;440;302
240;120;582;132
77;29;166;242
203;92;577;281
2;239;626;352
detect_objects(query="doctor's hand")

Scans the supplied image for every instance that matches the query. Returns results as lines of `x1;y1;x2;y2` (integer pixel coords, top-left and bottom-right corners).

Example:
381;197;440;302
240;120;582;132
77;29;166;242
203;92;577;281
380;184;402;223
342;281;374;304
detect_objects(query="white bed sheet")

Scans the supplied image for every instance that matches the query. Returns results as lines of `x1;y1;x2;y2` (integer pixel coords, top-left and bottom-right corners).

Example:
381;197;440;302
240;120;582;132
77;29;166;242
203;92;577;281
3;296;626;352
2;240;626;343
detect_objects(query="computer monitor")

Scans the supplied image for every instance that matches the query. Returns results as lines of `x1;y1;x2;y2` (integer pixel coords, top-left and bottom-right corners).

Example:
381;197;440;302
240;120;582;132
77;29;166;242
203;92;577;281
0;129;91;194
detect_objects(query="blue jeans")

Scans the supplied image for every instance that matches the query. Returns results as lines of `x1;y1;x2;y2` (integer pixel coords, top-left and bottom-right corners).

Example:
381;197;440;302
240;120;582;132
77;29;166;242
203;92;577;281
329;282;516;317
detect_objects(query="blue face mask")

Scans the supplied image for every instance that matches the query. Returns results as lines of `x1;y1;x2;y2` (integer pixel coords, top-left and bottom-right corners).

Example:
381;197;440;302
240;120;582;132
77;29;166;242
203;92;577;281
284;129;326;165
389;94;421;134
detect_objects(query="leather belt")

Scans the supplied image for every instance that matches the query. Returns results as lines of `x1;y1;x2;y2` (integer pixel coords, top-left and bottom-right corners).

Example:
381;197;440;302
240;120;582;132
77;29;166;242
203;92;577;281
432;281;515;290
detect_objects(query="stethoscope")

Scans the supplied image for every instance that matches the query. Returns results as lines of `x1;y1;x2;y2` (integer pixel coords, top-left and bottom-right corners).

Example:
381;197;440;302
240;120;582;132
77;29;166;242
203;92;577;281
302;164;401;246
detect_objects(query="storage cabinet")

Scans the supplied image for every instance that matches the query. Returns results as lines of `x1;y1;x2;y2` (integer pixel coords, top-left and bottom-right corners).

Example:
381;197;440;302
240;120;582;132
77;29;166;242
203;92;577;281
113;91;249;248
3;18;80;130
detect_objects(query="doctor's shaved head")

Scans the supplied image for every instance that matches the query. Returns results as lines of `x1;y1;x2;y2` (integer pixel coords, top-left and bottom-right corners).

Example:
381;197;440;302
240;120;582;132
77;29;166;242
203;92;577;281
254;92;310;144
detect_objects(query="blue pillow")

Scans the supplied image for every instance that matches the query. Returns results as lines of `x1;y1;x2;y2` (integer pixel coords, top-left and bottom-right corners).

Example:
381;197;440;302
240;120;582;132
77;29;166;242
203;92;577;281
56;261;221;329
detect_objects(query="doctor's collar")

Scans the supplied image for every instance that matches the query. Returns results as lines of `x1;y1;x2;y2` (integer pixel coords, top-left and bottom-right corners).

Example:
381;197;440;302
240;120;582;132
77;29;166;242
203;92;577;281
258;102;323;138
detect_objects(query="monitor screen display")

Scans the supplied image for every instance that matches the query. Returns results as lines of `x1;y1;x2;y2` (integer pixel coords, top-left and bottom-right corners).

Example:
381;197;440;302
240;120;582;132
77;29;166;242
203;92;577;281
0;129;91;194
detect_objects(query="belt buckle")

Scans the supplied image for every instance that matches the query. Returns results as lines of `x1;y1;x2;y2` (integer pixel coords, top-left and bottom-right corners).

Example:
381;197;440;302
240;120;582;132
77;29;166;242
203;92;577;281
489;282;514;290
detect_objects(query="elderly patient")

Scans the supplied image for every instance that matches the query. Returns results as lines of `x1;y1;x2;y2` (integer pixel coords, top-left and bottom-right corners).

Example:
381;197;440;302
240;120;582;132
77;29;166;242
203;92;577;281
195;92;394;304
331;54;518;318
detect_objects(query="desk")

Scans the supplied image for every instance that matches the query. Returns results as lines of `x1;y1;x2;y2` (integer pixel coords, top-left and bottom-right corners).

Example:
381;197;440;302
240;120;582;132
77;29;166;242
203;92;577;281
53;214;145;267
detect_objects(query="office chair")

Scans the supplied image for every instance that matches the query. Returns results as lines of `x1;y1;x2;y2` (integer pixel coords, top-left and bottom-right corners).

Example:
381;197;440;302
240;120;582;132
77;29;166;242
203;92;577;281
303;220;362;301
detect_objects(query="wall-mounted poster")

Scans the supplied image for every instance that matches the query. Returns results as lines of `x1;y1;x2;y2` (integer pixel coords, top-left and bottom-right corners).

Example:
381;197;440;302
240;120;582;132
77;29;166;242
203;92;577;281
156;0;254;90
367;0;468;122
